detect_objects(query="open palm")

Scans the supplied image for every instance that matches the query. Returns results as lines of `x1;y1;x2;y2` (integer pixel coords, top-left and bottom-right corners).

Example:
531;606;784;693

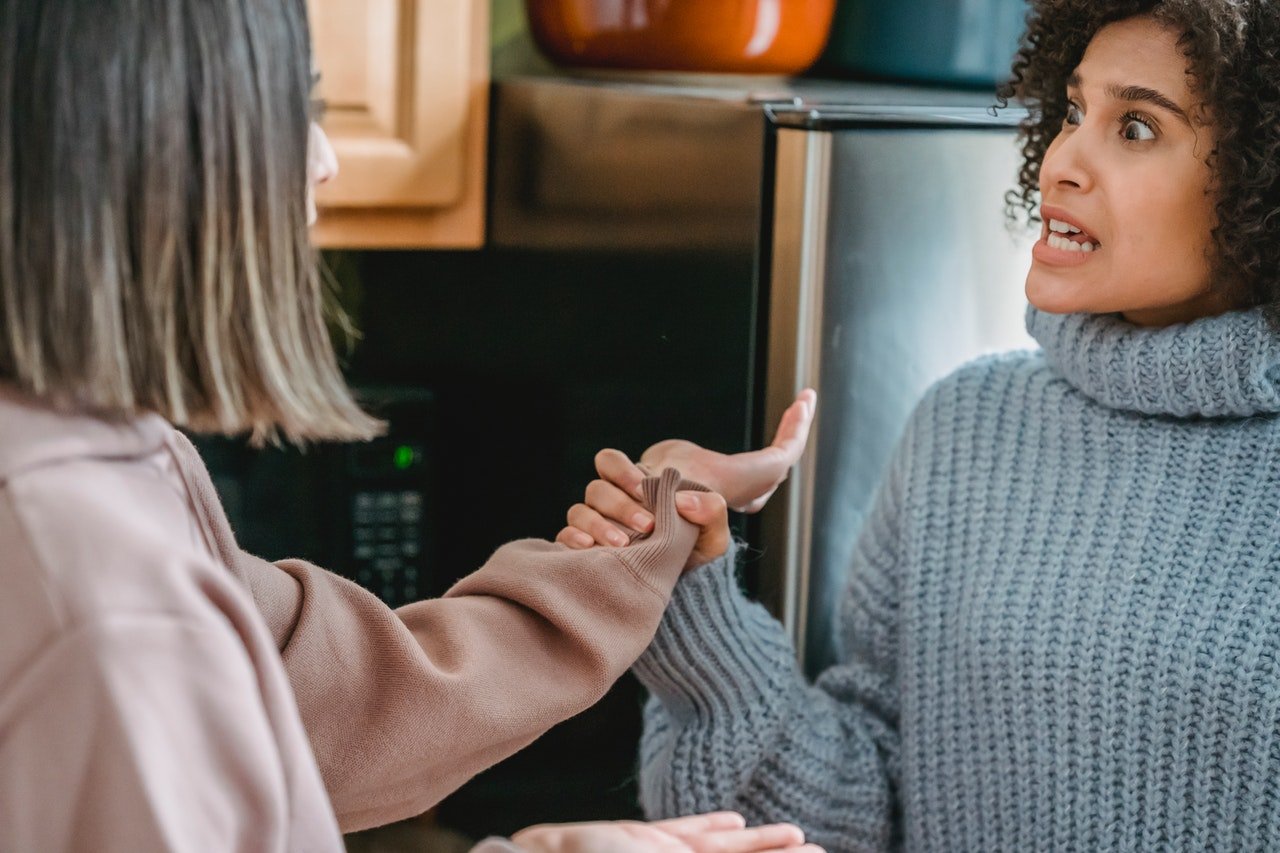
638;389;817;513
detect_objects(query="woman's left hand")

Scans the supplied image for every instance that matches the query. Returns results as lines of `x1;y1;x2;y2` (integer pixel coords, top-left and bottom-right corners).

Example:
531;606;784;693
509;811;823;853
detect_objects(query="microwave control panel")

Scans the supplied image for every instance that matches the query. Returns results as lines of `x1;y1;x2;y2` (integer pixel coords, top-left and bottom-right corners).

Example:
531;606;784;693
346;439;430;607
352;489;424;601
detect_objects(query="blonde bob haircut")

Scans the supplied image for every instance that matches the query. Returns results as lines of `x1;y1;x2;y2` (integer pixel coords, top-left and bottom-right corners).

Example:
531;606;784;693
0;0;381;444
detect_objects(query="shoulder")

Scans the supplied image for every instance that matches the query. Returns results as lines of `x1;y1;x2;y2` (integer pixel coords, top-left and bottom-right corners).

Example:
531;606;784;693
925;348;1051;403
882;348;1058;488
0;448;228;648
906;348;1052;430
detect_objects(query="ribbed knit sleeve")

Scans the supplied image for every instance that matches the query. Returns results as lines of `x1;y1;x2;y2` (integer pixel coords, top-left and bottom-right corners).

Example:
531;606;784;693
634;428;909;853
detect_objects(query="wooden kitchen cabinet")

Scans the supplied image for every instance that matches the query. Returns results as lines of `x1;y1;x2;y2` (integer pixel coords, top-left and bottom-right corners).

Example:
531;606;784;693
307;0;489;248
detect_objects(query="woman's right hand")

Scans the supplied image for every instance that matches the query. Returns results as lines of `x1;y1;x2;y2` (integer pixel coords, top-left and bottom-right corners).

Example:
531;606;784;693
508;811;822;853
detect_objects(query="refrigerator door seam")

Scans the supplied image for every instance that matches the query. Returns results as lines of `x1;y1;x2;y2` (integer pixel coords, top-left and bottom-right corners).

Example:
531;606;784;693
763;128;832;661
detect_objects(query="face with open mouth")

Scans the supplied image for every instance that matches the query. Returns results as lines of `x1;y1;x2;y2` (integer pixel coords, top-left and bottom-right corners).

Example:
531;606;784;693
1025;15;1231;327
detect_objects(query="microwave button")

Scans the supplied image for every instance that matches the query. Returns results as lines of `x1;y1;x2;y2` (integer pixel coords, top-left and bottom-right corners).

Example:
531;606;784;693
402;540;420;558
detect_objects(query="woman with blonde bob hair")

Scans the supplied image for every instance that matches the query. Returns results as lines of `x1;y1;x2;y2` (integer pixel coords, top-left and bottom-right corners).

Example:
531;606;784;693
0;1;822;851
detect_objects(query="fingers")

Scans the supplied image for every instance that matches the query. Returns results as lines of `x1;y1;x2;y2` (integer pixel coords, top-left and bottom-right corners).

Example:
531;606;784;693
653;813;817;853
674;823;811;853
555;525;595;549
557;476;655;551
563;503;631;547
595;448;647;500
676;490;730;568
585;478;654;534
561;488;728;559
512;818;824;853
651;813;746;834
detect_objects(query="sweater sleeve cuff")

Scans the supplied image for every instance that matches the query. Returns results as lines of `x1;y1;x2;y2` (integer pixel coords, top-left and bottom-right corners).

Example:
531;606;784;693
614;467;710;594
632;541;801;720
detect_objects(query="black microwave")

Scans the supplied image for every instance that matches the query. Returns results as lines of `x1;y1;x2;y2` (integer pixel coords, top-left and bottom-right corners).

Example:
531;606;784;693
191;386;441;607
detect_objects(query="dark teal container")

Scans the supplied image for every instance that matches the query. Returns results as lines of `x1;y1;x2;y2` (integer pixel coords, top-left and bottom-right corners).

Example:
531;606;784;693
821;0;1028;88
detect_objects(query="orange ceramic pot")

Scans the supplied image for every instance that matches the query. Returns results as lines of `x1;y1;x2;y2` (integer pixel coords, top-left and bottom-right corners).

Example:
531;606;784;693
525;0;836;74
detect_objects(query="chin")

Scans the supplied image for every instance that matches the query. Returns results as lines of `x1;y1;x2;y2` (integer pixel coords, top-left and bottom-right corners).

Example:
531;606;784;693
1024;270;1096;315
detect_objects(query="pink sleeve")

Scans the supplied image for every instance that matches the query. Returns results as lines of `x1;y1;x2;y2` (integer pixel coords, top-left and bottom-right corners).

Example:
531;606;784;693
0;617;298;852
243;472;705;832
168;428;707;832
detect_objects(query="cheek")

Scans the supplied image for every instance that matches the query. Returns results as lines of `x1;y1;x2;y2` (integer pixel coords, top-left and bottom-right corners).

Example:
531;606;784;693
1117;174;1214;266
1111;187;1217;310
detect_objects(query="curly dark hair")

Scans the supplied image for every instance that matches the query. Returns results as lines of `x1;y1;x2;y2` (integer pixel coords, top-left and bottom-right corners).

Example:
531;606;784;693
997;0;1280;320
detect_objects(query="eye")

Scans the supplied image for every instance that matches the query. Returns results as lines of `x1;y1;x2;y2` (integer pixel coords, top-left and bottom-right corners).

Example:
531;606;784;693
1120;112;1156;142
1064;101;1083;127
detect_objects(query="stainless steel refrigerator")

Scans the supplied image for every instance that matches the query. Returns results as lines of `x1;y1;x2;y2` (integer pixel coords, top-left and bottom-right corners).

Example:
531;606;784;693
757;103;1034;673
490;74;1033;676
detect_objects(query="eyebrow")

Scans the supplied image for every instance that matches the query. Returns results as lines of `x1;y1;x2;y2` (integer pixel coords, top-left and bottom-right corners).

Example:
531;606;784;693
1066;71;1192;127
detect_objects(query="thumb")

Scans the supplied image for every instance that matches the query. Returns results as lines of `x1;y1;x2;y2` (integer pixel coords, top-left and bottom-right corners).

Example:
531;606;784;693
768;388;817;465
675;490;729;570
721;389;817;512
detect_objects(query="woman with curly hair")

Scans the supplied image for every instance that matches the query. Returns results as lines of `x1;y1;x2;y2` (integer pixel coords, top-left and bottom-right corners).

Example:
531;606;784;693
565;0;1280;849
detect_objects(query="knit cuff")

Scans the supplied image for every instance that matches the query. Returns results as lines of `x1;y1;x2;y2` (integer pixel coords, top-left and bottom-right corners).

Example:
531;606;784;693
632;542;800;720
615;467;710;594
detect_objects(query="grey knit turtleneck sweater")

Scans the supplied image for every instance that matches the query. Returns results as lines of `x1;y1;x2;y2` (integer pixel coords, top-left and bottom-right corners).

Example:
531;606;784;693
633;306;1280;852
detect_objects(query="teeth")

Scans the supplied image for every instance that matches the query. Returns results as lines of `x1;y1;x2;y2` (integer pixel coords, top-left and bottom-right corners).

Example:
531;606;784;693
1049;218;1082;234
1047;233;1096;253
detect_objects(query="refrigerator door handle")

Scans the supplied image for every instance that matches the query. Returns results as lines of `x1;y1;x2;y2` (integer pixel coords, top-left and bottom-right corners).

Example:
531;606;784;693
761;128;832;661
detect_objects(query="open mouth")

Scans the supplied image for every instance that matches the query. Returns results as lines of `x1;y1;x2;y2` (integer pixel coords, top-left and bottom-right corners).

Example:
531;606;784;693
1045;218;1101;253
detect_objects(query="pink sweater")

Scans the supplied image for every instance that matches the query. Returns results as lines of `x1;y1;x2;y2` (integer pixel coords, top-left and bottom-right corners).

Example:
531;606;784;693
0;386;703;849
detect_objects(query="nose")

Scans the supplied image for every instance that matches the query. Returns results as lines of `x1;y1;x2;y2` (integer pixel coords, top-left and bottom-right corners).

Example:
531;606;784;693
1039;123;1094;195
308;123;338;187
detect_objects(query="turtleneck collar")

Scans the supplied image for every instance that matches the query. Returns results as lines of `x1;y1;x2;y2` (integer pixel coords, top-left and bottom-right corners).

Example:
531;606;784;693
1025;305;1280;418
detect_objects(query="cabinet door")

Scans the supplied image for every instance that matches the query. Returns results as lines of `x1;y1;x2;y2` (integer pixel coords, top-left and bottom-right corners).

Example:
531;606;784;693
308;0;488;248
